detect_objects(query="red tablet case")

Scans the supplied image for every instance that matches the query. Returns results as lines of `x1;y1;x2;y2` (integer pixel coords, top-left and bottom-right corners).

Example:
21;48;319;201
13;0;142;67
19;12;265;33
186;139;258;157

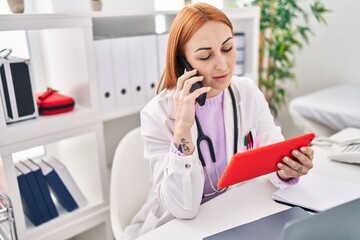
217;133;315;189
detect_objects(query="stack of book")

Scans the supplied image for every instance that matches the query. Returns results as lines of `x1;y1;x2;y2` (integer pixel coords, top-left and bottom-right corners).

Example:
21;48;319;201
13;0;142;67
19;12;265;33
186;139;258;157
15;157;87;226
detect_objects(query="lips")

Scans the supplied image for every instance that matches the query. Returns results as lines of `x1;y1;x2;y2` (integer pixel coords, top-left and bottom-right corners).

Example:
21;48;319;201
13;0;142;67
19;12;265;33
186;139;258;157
213;73;229;82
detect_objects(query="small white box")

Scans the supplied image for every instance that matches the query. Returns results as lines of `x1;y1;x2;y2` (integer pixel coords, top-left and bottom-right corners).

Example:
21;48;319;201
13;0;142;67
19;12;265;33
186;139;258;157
0;49;38;124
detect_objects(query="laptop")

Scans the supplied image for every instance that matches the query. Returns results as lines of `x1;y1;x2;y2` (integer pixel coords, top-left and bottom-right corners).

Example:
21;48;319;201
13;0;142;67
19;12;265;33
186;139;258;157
280;198;360;240
203;207;311;240
203;198;360;240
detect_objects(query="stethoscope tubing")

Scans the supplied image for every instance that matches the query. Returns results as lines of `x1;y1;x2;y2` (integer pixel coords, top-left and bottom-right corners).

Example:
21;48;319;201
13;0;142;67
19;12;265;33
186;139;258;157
196;85;238;195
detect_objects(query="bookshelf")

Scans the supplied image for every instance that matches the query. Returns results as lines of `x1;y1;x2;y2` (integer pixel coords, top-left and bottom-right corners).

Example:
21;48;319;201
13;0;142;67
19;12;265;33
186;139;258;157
0;6;259;239
0;14;111;240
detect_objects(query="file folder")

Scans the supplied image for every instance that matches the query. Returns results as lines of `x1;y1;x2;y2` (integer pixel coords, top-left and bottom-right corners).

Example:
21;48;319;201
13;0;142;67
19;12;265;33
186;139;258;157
156;33;169;77
127;36;147;107
22;159;59;219
94;39;117;114
37;159;79;212
15;167;43;226
44;157;87;208
111;37;132;111
16;161;52;222
143;35;159;101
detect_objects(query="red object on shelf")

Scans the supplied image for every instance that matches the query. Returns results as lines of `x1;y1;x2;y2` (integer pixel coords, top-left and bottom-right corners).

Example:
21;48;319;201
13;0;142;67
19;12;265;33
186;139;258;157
36;88;75;115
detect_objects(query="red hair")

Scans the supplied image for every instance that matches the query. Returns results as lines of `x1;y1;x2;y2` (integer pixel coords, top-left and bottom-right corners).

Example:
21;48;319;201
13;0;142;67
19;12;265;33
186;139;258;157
157;2;233;93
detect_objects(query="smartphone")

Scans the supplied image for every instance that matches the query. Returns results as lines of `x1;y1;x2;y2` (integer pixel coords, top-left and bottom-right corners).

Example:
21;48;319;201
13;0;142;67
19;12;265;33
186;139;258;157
177;55;207;106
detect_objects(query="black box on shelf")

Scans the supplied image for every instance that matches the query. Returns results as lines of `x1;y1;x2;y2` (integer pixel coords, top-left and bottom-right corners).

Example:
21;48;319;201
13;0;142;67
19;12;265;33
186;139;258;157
0;49;38;124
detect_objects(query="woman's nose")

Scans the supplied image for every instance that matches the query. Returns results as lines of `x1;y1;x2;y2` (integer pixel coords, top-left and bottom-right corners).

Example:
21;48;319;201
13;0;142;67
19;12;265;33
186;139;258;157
214;55;227;71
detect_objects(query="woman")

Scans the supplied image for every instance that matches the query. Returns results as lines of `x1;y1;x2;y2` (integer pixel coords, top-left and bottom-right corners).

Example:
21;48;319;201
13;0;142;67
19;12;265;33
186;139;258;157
121;2;314;239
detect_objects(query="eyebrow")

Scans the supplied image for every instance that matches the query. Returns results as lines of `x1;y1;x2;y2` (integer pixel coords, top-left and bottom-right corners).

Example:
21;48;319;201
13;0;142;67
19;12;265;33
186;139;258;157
194;37;233;53
222;37;233;45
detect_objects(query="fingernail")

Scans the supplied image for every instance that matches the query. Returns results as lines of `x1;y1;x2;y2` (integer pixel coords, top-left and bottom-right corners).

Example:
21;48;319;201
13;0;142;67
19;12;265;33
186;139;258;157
300;147;306;152
292;150;298;155
283;157;289;162
277;163;283;168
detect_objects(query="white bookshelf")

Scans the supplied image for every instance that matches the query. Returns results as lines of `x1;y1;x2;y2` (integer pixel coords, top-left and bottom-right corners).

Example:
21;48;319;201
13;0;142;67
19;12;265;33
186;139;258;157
0;14;111;240
0;7;259;239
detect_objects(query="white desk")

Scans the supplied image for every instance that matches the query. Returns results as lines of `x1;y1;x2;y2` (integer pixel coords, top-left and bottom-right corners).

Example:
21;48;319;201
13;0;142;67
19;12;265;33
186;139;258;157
137;130;360;240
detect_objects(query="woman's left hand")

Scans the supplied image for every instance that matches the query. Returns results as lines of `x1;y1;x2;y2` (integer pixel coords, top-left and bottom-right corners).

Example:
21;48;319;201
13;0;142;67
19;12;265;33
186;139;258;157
277;146;314;180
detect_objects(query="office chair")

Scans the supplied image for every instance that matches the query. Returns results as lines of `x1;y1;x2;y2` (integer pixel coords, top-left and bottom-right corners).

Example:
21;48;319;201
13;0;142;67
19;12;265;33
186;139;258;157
110;127;151;240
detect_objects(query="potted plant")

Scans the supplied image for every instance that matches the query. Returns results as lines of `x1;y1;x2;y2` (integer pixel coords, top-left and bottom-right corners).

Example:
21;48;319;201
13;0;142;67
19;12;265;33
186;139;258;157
249;0;330;116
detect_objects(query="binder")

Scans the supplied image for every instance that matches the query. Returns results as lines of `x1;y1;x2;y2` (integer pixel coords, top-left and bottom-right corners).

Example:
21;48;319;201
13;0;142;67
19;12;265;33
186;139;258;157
156;33;169;78
94;39;117;114
37;158;79;212
15;161;52;222
142;35;159;101
22;159;59;219
44;157;87;208
111;37;132;111
234;32;245;76
15;167;43;226
127;36;147;107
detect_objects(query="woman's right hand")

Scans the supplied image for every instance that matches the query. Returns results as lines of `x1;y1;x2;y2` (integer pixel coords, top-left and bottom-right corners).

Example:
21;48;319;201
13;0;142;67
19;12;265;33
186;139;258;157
172;69;210;155
173;69;210;129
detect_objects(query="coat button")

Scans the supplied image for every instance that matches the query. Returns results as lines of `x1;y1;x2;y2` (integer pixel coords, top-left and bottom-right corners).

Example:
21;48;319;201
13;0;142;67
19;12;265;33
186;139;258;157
185;163;191;169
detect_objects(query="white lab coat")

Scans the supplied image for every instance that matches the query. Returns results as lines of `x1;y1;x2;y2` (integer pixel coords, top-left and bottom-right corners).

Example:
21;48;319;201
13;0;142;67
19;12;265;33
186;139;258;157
121;76;285;240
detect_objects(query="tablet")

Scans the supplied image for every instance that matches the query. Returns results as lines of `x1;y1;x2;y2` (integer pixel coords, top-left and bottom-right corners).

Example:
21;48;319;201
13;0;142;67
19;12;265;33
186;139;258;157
217;133;315;189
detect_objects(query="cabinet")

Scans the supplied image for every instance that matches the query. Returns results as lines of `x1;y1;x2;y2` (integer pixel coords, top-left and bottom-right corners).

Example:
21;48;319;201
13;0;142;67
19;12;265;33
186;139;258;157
0;6;259;240
0;14;112;240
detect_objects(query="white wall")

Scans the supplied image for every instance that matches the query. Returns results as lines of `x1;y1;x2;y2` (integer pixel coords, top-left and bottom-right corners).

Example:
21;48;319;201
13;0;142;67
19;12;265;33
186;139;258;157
278;0;360;138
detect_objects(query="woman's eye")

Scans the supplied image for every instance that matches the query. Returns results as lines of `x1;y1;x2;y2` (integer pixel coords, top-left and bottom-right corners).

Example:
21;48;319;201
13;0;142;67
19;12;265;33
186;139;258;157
222;47;233;52
199;55;211;61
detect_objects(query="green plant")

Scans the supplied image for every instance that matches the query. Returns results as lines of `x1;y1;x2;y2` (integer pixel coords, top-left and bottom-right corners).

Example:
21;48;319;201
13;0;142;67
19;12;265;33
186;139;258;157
249;0;330;116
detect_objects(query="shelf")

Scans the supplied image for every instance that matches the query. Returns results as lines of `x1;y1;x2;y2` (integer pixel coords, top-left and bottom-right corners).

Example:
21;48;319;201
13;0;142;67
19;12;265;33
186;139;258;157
0;14;92;31
22;202;109;240
1;123;109;239
0;11;112;240
0;106;100;149
101;105;143;122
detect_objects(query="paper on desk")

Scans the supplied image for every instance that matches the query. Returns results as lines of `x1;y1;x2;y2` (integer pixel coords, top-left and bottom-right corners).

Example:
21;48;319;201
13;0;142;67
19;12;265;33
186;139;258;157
272;174;360;212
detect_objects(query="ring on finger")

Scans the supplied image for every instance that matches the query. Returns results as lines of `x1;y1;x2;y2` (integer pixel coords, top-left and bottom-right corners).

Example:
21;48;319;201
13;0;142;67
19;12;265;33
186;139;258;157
297;166;303;173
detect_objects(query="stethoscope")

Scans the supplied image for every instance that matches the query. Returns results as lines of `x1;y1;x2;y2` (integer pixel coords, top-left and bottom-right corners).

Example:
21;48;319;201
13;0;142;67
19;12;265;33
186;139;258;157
195;86;238;197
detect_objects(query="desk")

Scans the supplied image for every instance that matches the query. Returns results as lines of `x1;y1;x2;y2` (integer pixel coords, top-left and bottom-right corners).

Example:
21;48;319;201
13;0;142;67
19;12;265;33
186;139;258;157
289;84;360;137
137;129;360;240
